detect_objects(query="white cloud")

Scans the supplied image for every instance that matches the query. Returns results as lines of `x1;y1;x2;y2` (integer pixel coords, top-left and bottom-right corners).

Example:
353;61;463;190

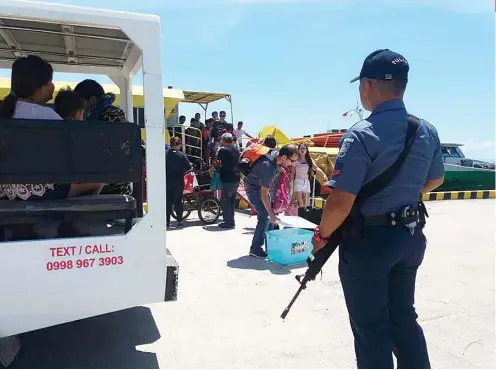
40;0;220;11
229;0;492;13
231;0;332;3
460;140;496;162
40;0;495;13
379;0;493;14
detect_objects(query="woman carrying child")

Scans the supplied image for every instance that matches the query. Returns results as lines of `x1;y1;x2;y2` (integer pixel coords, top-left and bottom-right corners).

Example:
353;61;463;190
291;143;328;207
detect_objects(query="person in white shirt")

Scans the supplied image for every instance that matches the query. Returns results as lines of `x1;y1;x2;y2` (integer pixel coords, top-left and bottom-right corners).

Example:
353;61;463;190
234;121;253;149
0;54;103;200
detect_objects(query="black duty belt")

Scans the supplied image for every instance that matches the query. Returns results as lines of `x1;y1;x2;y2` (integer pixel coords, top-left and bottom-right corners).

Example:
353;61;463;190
361;205;425;235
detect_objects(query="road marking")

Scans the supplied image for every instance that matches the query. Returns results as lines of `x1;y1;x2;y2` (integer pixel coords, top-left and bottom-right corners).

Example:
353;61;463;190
423;190;495;201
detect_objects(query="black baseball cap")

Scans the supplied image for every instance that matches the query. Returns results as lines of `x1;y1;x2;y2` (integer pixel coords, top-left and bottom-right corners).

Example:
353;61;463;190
350;49;409;83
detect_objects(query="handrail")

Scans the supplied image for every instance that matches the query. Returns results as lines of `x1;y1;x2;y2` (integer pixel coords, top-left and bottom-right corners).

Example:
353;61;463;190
169;125;203;162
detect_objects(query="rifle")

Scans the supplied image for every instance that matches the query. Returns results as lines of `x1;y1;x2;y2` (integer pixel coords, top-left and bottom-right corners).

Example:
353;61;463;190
280;230;343;320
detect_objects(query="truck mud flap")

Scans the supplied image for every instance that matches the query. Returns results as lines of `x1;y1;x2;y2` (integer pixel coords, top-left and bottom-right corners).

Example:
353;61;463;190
165;249;179;302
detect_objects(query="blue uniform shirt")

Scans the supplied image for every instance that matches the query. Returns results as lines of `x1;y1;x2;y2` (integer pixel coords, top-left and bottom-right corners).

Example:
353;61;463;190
329;99;444;216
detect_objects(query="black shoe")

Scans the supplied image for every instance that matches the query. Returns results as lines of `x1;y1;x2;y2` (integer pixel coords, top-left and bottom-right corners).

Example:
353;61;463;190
219;222;235;229
249;250;268;259
177;221;183;227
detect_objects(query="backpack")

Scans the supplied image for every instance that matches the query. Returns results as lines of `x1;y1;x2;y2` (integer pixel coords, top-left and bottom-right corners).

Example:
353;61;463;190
238;143;272;176
272;166;291;214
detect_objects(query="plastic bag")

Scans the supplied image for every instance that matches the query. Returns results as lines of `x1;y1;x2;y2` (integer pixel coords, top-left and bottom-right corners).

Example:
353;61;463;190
272;166;291;214
184;171;197;194
210;168;223;190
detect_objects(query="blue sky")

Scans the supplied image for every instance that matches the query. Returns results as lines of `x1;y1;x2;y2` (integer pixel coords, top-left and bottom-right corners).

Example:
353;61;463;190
2;0;494;160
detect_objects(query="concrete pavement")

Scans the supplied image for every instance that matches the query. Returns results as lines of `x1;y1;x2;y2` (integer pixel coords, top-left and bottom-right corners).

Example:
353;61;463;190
12;199;495;368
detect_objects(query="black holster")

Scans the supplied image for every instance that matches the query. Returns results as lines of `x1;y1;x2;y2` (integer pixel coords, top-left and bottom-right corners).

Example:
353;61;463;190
339;206;364;239
418;199;429;227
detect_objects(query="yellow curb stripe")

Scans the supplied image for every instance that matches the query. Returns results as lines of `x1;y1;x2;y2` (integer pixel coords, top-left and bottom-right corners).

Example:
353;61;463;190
238;190;495;209
422;190;495;201
148;190;496;213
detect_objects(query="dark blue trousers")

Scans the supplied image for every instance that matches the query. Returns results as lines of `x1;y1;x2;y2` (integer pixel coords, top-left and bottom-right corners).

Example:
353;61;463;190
220;181;239;226
339;226;430;369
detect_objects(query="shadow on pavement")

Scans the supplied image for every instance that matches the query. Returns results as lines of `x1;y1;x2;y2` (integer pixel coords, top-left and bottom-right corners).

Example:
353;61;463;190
242;227;255;235
235;209;253;216
202;225;233;232
227;255;307;276
167;219;212;231
12;306;160;369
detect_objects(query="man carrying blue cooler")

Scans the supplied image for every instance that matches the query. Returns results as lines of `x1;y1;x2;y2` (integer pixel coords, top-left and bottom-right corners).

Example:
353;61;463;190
244;144;299;259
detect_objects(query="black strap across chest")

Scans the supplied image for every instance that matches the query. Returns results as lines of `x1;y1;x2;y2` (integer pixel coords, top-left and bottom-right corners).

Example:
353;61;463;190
356;114;421;204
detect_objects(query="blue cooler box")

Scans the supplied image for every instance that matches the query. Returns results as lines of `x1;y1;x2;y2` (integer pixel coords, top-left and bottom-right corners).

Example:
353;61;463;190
266;228;313;266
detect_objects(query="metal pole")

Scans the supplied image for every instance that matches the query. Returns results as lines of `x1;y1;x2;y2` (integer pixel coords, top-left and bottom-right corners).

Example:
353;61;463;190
181;126;186;153
356;101;364;121
228;95;234;125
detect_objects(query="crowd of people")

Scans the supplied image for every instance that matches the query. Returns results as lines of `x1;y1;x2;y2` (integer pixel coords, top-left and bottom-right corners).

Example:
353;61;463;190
168;111;253;165
193;130;331;260
164;127;331;239
164;108;335;241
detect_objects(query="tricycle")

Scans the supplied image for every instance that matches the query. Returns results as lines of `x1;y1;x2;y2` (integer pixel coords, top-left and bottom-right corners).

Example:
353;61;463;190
171;160;221;225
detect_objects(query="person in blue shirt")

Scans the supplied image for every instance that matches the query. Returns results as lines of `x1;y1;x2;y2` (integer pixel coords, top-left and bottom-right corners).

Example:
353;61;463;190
245;144;299;258
312;49;444;369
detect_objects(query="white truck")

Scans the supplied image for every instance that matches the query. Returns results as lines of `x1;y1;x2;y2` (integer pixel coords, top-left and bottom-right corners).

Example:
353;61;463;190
0;0;177;366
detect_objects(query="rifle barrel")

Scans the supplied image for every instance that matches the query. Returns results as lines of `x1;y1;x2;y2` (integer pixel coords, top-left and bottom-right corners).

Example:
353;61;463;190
280;283;306;319
279;237;341;320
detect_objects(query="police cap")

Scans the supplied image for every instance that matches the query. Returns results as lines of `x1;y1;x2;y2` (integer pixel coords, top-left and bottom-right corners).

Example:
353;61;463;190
350;49;409;83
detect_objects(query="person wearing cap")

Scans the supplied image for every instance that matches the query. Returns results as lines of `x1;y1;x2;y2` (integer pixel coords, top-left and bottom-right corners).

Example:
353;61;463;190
311;49;444;368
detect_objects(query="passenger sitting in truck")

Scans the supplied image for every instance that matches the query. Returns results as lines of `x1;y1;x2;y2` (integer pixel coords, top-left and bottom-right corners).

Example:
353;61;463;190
74;79;135;196
74;79;126;122
0;55;103;200
53;88;85;120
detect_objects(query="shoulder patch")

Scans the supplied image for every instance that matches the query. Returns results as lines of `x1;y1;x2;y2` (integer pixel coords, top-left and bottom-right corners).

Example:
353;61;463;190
337;137;354;158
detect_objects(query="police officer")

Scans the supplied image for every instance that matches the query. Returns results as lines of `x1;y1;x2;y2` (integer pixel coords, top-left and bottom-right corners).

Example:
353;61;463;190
311;49;445;368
